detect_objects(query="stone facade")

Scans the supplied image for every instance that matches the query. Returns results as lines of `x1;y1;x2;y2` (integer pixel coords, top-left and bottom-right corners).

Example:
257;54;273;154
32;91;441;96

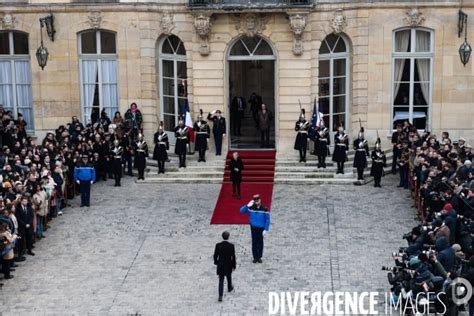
1;1;473;155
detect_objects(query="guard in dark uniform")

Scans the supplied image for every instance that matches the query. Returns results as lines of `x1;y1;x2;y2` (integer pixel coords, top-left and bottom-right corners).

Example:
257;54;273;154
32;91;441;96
294;109;310;163
134;133;148;180
174;117;189;168
207;110;226;156
194;109;210;162
371;138;386;188
110;139;123;187
333;124;349;174
314;119;330;168
353;127;369;181
391;124;403;174
153;122;169;174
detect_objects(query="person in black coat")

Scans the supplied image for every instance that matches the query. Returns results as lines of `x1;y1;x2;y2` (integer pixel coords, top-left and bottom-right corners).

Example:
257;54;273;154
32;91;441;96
134;134;148;180
193;110;210;162
353;127;369;181
229;152;244;199
231;96;246;136
174;118;189;168
294;109;310;163
213;231;236;302
391;124;403;174
370;139;386;188
16;195;34;256
207;110;226;156
333;125;349;174
314;120;330;168
153;122;169;174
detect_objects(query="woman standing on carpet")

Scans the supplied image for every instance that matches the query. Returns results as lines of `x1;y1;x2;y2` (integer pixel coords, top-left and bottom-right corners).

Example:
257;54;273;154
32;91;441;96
229;152;244;199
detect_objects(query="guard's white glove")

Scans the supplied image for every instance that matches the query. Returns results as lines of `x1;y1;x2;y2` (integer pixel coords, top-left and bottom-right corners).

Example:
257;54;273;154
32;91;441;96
247;200;254;207
263;230;268;236
76;180;80;184
90;181;93;184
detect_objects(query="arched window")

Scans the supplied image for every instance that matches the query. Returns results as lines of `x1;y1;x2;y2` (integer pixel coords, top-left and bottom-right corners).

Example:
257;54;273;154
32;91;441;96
159;35;187;133
78;30;118;124
318;33;349;132
0;31;34;130
392;28;433;130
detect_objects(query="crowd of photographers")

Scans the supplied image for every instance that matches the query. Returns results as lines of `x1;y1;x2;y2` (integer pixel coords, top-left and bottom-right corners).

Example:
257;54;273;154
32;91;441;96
386;122;474;314
0;103;143;287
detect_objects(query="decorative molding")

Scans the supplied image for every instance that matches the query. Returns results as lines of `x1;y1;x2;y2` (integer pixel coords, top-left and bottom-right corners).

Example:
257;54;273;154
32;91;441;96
1;14;16;30
87;11;103;29
236;13;267;38
404;8;425;27
193;14;212;56
161;12;175;36
288;14;307;56
330;9;347;34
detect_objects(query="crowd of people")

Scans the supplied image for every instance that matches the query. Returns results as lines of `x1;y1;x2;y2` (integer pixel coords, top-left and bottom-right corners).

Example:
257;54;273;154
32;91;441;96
0;102;150;286
384;122;474;313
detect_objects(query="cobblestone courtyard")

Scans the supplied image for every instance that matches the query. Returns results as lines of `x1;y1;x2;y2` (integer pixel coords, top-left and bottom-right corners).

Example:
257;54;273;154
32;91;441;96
0;175;417;315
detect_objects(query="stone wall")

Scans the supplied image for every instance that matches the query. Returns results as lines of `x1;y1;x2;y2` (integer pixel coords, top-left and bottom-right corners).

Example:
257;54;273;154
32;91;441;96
1;1;473;151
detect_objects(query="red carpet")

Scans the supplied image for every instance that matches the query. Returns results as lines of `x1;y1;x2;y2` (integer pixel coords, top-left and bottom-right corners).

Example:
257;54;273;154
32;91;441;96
210;150;276;224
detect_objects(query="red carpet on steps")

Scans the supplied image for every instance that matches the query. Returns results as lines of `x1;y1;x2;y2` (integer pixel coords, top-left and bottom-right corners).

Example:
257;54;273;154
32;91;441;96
210;150;276;225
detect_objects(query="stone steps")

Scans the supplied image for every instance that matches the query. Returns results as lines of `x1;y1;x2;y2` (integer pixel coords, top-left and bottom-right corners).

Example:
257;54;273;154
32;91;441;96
139;148;394;185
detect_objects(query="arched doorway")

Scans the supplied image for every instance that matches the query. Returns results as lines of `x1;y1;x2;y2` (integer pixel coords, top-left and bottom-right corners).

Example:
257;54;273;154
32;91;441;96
227;36;275;149
318;33;350;133
158;35;188;141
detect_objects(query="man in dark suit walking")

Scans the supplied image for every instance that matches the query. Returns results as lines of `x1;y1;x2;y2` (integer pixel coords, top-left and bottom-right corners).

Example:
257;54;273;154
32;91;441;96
213;231;236;302
207;110;226;156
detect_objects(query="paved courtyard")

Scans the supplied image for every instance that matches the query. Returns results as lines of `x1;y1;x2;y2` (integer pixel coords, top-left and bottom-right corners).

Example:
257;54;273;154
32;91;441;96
0;175;417;315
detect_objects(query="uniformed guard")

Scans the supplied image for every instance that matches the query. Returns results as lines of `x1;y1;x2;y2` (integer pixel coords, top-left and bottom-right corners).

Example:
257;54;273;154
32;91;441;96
194;109;210;162
353;127;369;181
110;139;123;187
153;121;169;174
174;116;189;168
314;119;330;168
370;137;386;188
294;108;311;163
134;133;148;180
333;124;349;174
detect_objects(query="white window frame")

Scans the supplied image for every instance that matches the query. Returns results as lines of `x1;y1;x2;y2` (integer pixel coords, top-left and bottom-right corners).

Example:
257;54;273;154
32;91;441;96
0;31;34;130
391;28;434;131
78;30;119;124
159;36;187;137
319;35;350;133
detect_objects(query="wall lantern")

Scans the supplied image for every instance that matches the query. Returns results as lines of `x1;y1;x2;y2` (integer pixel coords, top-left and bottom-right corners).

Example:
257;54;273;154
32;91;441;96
458;10;472;66
36;15;53;70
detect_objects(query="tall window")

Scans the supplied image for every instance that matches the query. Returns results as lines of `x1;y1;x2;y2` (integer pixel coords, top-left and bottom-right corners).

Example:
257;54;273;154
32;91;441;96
318;34;349;132
159;35;187;133
78;30;118;124
392;28;433;130
0;31;34;130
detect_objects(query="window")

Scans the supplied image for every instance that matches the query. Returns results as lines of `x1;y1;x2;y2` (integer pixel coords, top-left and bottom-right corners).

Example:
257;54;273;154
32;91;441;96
392;28;433;130
318;34;349;132
0;31;34;130
159;35;187;133
78;30;118;124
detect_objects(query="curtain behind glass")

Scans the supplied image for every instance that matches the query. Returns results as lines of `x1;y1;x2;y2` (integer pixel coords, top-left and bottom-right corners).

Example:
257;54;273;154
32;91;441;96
393;31;410;99
0;61;13;112
82;60;98;123
15;60;33;129
100;60;118;119
416;32;431;104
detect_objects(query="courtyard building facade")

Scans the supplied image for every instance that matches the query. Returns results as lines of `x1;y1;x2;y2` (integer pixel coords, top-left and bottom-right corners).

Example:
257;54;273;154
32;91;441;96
0;0;473;154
